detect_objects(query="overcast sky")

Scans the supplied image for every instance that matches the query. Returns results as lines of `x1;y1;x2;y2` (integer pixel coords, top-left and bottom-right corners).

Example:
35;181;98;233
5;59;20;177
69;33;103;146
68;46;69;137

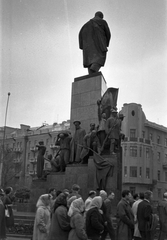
0;0;167;128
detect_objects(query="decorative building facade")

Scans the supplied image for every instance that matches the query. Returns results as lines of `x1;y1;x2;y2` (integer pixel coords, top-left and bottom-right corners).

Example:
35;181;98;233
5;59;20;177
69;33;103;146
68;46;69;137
121;103;167;200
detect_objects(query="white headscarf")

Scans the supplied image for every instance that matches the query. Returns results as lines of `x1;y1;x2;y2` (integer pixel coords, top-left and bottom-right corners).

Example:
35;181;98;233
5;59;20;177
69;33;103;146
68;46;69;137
68;197;85;217
36;194;52;208
89;196;102;209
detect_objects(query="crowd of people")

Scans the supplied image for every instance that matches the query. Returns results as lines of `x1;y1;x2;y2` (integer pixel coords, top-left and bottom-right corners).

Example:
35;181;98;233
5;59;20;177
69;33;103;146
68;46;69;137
32;186;167;240
1;184;167;240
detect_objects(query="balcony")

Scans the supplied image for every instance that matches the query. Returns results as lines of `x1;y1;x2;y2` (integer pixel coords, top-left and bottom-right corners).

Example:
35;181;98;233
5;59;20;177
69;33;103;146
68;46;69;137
13;158;22;164
163;162;167;169
30;147;38;152
29;170;37;176
14;147;22;153
29;157;37;164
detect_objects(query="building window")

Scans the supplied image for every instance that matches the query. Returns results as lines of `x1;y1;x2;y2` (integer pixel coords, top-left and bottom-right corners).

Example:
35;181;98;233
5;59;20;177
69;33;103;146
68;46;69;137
149;133;153;141
34;140;37;145
146;148;150;158
165;154;167;162
158;188;161;199
158;170;161;181
26;164;29;173
130;166;137;177
165;138;167;147
124;166;127;177
124;146;127;156
20;142;22;148
130;129;136;138
130;187;136;196
130;146;137;157
17;142;19;147
139;167;142;177
157;152;161;162
28;153;30;160
46;138;49;145
142;131;145;139
157;135;160;144
139;146;142;157
146;168;150;179
165;172;167;182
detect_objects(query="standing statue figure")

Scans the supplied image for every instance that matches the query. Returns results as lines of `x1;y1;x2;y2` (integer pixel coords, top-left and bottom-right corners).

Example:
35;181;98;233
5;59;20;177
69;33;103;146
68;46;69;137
105;109;121;155
70;121;86;163
79;11;111;74
36;141;46;179
55;131;72;172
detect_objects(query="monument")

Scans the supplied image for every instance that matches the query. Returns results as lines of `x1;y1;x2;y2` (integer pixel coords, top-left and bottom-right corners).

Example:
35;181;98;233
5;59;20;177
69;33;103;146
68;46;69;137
29;11;122;208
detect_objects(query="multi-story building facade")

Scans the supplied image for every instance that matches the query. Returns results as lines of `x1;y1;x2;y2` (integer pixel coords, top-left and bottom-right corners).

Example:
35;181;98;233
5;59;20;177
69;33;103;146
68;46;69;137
0;121;70;187
121;103;167;200
1;104;167;201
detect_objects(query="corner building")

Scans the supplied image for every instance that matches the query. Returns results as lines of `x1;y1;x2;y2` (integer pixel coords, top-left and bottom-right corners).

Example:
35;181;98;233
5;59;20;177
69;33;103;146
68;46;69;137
121;103;167;200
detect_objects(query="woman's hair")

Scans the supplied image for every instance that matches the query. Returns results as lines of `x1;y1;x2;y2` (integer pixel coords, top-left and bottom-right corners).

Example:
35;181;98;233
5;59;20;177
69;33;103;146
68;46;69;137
53;193;67;212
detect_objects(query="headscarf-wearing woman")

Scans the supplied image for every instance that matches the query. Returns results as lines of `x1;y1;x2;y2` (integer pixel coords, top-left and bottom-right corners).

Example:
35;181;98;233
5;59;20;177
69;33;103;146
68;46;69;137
86;196;104;240
33;194;52;240
48;193;71;240
68;198;87;240
0;188;6;240
3;187;14;228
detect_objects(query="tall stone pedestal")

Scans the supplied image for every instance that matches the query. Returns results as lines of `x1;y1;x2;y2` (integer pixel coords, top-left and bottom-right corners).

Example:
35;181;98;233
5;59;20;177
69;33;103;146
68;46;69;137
70;72;107;133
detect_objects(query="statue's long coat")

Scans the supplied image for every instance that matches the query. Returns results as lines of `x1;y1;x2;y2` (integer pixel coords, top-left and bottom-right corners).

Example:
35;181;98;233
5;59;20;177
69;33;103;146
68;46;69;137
79;16;111;68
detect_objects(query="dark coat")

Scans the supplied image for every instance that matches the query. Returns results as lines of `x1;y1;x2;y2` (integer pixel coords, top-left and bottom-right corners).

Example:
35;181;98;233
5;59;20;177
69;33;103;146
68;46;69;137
116;198;134;240
137;199;153;232
0;201;6;239
157;200;167;232
48;205;71;240
86;207;104;239
79;16;111;68
3;195;14;228
68;212;87;240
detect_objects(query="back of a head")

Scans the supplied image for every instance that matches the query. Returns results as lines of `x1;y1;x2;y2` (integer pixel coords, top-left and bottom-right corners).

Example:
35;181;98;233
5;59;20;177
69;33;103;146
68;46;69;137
95;11;104;19
89;190;96;197
144;190;152;200
133;193;139;200
48;188;55;194
72;184;80;192
122;190;130;198
139;192;144;200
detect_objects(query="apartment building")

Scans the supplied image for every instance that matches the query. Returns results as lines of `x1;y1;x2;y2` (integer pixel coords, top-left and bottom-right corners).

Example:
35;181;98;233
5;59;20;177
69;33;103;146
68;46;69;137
0;121;70;187
121;103;167;200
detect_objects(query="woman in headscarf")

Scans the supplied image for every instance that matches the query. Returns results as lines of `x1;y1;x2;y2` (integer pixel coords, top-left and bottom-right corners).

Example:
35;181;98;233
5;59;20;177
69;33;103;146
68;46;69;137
33;194;52;240
86;196;104;240
3;187;14;229
68;198;87;240
48;192;71;240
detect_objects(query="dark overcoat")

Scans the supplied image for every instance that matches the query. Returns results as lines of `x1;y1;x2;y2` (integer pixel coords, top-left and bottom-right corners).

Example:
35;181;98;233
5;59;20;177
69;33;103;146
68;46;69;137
79;16;111;68
116;198;134;240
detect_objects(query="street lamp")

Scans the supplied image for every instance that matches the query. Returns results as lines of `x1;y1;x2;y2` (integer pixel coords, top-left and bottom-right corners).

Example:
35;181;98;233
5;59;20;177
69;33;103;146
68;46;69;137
0;92;11;186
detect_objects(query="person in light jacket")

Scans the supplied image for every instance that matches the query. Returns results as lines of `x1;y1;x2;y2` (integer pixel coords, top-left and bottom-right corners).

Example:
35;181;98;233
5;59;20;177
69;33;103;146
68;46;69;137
33;194;52;240
68;198;87;240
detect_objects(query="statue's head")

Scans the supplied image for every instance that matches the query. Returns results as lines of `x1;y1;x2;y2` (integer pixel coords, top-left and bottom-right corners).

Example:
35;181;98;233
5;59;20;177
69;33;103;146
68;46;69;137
95;11;104;19
73;120;81;129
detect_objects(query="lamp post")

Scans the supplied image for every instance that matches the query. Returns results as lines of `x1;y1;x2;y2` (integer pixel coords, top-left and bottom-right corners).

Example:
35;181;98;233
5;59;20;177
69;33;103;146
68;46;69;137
0;92;11;186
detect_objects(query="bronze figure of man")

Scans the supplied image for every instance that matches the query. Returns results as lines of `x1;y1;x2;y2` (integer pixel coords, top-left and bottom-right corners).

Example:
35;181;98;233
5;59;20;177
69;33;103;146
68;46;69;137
79;11;111;74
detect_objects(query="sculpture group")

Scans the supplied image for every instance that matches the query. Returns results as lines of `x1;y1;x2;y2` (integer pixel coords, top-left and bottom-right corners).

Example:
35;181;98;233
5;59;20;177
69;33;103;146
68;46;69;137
36;89;125;179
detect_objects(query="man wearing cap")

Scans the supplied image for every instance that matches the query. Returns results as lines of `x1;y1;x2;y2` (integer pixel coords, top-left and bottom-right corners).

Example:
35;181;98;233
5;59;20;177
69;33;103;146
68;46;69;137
157;192;167;240
36;141;46;179
79;11;111;74
70;121;86;163
105;109;121;154
0;188;6;239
